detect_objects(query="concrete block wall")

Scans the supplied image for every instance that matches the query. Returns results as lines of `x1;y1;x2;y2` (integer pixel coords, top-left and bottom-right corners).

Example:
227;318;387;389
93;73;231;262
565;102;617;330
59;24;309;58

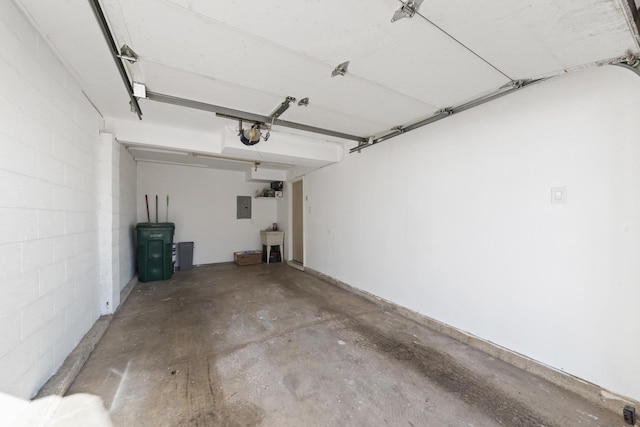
0;1;102;398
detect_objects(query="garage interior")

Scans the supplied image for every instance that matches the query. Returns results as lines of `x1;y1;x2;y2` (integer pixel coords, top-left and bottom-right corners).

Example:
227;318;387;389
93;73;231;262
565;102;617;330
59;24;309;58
1;0;640;425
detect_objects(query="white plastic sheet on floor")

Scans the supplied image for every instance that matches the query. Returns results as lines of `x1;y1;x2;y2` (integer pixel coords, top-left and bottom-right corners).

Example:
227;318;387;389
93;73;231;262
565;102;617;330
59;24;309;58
0;392;112;426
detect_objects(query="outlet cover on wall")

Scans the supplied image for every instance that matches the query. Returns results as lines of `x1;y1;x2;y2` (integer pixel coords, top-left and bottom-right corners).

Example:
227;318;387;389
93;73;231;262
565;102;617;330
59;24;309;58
551;186;567;204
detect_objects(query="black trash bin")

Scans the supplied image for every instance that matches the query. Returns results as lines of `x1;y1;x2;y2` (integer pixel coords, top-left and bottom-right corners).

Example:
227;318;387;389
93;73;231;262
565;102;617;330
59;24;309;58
135;223;175;282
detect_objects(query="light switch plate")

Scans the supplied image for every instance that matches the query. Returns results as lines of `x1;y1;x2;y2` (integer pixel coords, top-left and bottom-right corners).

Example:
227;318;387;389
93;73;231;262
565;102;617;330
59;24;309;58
551;186;567;204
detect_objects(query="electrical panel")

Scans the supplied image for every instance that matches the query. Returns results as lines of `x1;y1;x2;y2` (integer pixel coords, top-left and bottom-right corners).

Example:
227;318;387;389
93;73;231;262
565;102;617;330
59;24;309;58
237;196;252;219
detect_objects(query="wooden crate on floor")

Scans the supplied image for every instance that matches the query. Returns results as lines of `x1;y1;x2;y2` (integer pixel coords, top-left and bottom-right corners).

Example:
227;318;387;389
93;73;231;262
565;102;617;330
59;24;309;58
234;251;262;266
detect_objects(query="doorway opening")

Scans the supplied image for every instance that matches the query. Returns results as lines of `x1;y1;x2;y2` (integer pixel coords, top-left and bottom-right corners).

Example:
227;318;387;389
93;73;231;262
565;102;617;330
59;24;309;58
291;179;304;268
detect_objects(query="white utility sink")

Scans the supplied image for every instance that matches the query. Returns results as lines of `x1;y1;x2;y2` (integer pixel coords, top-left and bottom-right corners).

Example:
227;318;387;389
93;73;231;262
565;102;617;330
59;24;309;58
260;230;284;246
260;231;284;264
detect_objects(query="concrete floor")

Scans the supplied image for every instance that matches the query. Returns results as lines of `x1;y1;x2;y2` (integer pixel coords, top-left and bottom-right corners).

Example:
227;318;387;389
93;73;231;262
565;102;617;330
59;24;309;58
68;264;623;426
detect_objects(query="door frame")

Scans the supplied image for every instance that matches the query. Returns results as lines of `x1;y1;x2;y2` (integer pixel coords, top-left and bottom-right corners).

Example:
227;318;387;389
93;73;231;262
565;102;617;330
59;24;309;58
289;178;304;266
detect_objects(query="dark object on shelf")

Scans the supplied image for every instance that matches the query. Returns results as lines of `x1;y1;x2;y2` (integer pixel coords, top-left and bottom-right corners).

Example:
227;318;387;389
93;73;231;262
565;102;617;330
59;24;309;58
271;181;283;191
258;188;276;198
262;244;282;263
178;242;194;270
135;223;175;282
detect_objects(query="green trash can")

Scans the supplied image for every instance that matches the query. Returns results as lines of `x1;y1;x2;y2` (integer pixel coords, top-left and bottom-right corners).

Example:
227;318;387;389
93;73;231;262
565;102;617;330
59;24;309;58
135;222;175;282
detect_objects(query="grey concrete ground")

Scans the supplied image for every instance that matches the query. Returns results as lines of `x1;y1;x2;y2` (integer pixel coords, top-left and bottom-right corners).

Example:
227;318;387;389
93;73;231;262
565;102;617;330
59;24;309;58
67;263;624;426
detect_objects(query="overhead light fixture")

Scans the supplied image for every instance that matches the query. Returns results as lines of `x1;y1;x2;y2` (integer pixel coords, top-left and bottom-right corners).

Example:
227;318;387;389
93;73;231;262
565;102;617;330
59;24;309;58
391;0;424;23
118;44;138;63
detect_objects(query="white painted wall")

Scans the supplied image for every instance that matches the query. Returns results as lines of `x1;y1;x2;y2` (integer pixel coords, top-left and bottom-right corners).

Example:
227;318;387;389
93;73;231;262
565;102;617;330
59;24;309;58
0;1;102;398
305;66;640;401
118;144;137;289
137;163;278;264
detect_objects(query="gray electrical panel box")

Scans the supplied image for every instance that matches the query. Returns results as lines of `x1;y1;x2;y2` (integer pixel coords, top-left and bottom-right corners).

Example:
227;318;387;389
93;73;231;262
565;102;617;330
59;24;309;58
237;196;252;219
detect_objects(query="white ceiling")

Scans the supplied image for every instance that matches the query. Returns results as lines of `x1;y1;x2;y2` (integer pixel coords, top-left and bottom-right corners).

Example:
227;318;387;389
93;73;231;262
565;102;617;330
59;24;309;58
14;0;640;172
